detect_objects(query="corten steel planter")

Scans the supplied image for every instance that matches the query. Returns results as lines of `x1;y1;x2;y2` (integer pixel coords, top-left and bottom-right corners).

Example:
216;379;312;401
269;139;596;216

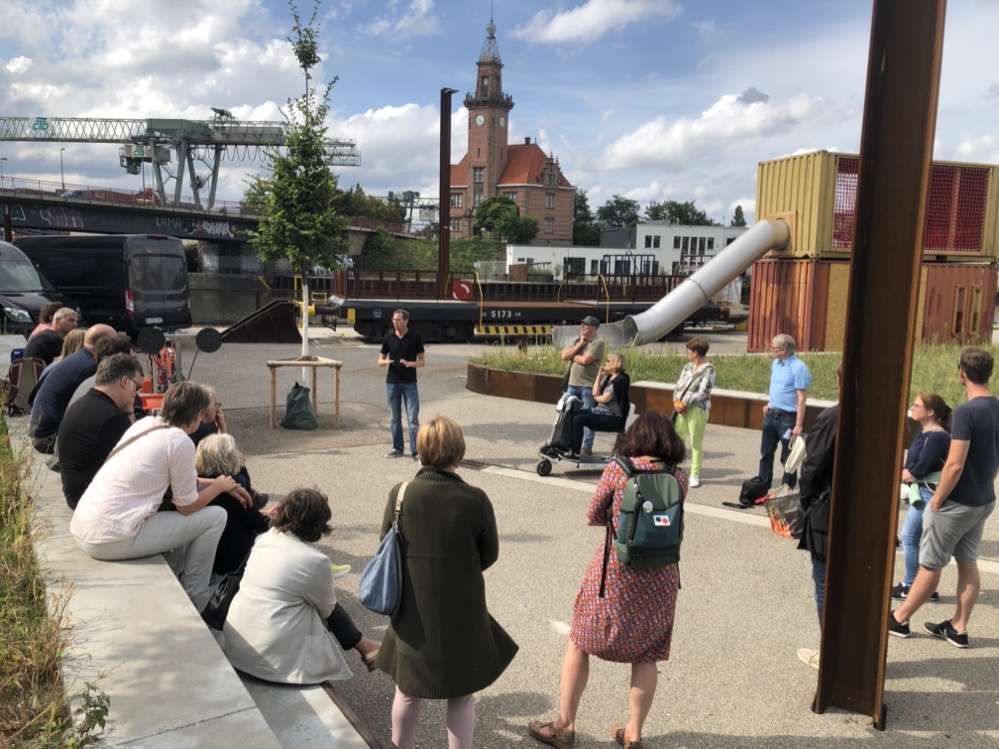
466;363;838;433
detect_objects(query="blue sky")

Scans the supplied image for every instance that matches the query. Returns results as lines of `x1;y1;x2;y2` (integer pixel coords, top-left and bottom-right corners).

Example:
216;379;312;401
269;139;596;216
1;0;997;224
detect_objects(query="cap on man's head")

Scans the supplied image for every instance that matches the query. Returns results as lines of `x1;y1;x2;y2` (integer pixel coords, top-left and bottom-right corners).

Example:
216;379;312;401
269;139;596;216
580;315;600;328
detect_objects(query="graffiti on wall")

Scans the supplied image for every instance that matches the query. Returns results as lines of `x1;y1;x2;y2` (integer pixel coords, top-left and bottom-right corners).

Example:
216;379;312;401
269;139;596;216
154;215;239;239
39;206;85;229
0;204;28;222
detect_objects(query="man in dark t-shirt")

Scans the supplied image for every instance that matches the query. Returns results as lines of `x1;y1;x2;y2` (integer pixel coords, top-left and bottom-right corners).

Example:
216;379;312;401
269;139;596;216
890;347;999;648
57;353;143;509
377;309;425;459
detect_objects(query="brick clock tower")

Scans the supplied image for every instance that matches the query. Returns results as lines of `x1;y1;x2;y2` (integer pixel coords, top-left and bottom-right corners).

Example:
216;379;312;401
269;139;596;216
450;18;573;244
464;18;514;213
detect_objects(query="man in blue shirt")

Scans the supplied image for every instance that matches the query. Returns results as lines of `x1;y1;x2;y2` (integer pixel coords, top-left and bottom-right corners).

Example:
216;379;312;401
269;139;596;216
759;333;812;490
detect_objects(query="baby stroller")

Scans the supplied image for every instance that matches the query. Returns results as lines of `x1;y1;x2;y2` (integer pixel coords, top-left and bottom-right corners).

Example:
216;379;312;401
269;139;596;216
536;393;633;476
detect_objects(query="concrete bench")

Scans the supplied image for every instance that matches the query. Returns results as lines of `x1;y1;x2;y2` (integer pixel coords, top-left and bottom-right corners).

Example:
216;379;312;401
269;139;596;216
23;430;373;748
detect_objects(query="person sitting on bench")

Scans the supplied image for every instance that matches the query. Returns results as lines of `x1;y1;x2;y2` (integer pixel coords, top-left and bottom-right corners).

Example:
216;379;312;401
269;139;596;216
567;353;630;458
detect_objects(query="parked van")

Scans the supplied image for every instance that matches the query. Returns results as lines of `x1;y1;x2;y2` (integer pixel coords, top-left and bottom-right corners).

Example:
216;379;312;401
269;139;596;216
15;234;192;336
0;241;78;337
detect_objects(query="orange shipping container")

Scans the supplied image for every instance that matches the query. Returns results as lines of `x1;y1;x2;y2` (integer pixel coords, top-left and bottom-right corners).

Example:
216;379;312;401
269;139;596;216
748;259;996;352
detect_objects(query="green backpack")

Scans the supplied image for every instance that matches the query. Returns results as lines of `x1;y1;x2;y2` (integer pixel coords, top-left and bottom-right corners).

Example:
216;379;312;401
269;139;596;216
611;458;684;568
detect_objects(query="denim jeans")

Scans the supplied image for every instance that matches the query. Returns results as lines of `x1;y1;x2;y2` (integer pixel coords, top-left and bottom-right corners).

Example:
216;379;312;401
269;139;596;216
566;385;597;449
901;485;932;586
759;409;798;489
811;552;825;625
387;382;420;455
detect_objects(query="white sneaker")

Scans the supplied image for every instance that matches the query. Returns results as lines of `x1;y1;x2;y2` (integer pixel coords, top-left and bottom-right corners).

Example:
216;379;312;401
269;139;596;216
689;474;700;488
797;648;820;670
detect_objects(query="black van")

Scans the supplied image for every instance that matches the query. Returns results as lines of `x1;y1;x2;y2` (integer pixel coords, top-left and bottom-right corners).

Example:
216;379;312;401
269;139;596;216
15;234;192;336
0;241;78;337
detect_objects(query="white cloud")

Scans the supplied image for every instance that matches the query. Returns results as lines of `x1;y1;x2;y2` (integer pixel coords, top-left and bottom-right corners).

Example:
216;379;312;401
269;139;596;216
600;90;840;171
512;0;680;44
359;0;440;40
5;56;31;74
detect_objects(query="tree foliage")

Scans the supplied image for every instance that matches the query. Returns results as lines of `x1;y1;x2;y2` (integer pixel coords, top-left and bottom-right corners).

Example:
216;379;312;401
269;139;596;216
573;189;600;246
474;196;538;243
645;199;718;226
596;194;641;228
731;205;747;227
333;184;406;223
248;0;346;274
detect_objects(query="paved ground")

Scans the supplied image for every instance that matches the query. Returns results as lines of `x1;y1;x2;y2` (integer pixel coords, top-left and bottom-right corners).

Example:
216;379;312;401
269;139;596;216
180;329;999;749
12;328;999;748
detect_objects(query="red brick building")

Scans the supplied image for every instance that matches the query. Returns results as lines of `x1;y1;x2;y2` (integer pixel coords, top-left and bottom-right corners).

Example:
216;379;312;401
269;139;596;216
449;19;574;245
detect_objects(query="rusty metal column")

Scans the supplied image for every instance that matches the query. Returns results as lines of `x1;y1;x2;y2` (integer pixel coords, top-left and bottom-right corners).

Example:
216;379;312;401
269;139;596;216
438;87;458;300
816;0;946;726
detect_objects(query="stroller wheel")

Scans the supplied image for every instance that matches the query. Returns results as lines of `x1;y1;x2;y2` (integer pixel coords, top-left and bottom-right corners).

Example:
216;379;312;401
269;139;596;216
536;459;553;476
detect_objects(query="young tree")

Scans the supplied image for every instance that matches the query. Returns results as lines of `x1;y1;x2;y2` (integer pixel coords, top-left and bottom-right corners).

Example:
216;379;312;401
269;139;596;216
249;0;346;358
596;194;641;227
731;205;747;227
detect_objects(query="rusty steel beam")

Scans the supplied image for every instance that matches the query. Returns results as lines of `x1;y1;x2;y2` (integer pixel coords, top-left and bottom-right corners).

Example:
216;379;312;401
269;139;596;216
438;88;458;300
815;0;947;726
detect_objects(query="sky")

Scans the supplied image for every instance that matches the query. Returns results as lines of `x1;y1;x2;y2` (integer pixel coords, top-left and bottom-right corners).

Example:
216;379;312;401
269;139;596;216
1;0;998;225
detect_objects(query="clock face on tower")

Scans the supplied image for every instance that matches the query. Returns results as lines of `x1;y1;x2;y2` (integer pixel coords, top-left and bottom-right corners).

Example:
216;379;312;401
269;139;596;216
499;116;506;128
475;114;485;127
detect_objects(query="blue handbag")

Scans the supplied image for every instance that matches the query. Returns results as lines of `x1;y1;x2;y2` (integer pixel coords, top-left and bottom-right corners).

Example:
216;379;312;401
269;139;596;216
359;482;408;617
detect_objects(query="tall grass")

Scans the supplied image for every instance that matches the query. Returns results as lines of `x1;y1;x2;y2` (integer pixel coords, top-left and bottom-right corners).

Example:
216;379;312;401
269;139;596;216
471;341;999;407
0;422;75;747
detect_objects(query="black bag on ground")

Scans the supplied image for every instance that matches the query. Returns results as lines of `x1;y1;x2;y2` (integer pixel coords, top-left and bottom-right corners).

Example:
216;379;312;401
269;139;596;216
202;552;251;630
280;382;318;430
739;476;770;506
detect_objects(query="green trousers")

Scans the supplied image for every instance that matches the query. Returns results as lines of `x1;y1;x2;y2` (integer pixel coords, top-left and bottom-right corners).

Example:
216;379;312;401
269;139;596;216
674;406;708;477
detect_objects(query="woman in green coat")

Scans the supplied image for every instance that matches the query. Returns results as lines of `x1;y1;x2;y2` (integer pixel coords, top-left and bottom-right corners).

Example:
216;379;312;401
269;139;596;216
377;415;518;749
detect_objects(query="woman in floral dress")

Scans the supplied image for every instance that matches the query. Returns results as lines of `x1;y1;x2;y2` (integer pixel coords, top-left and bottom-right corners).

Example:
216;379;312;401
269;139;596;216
528;410;688;749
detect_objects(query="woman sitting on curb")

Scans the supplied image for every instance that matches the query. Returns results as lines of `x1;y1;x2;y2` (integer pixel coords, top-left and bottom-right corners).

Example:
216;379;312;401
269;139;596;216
224;488;380;683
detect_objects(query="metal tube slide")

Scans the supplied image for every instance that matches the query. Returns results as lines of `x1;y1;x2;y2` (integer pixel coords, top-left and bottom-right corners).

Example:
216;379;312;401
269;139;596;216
553;218;790;348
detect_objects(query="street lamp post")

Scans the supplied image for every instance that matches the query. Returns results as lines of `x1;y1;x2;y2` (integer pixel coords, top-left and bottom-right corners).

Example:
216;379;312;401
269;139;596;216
60;148;66;191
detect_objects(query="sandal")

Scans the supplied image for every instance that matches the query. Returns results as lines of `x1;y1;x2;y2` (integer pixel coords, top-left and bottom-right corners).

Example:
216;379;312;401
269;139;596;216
361;649;379;672
611;724;645;749
527;719;575;749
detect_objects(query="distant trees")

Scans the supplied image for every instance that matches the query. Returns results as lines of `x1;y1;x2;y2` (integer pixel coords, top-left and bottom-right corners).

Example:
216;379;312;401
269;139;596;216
573;189;600;246
474;196;539;243
731;205;747;227
332;185;406;223
596;194;641;228
645;199;717;226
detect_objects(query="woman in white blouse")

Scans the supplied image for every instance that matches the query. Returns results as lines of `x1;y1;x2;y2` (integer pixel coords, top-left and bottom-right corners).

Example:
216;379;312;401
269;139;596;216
70;381;245;611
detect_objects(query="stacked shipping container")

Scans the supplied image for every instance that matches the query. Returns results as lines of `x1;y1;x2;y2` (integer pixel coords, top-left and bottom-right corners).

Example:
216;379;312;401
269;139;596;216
750;150;999;351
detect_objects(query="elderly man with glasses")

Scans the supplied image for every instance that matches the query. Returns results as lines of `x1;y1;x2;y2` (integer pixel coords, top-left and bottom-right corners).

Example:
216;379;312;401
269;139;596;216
758;333;812;490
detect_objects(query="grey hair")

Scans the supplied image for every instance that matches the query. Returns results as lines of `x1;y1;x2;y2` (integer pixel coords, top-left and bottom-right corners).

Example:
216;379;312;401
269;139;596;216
95;353;143;387
773;333;796;354
195;433;241;478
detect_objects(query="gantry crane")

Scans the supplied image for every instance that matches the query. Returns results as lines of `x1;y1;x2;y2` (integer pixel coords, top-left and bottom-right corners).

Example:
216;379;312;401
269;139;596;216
0;110;360;209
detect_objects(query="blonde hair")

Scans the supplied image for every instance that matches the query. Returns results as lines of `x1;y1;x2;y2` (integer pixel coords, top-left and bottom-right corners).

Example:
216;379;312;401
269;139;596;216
605;352;627;373
54;328;86;362
416;415;466;469
195;433;241;478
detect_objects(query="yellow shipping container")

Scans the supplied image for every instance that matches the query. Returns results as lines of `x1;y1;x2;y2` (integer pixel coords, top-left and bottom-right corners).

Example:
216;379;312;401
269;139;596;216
757;150;999;260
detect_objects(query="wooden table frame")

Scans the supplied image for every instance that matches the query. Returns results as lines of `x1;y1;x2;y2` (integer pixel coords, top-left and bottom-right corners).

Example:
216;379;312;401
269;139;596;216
267;357;343;428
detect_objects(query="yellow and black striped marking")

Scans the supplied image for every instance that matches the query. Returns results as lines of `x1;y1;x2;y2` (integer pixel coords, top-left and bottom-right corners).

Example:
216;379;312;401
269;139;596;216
476;325;552;337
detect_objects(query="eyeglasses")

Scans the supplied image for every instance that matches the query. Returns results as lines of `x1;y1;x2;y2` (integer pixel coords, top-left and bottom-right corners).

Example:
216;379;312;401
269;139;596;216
127;376;143;390
911;402;924;409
